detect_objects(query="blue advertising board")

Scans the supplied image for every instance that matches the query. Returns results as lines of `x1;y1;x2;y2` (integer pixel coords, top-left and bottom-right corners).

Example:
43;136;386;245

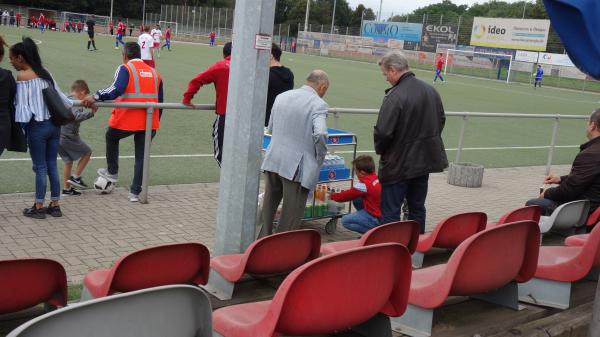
361;20;423;43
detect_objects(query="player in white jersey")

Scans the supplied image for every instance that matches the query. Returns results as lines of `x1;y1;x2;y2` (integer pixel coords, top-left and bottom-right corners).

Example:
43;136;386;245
150;24;163;58
138;26;155;68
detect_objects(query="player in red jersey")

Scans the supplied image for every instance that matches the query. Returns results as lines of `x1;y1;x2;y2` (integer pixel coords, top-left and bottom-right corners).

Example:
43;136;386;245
161;26;172;51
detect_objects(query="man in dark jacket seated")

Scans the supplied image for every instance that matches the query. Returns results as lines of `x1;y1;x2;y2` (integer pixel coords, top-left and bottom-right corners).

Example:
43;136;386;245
528;108;600;216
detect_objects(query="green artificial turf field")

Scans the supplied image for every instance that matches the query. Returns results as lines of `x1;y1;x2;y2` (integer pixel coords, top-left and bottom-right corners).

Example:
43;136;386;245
0;25;598;194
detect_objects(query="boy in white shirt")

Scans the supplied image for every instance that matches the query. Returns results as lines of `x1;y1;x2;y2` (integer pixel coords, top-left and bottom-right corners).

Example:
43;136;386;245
137;26;155;68
150;24;162;59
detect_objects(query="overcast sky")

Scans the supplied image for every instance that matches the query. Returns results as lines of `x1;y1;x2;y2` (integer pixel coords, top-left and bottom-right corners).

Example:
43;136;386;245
346;0;527;17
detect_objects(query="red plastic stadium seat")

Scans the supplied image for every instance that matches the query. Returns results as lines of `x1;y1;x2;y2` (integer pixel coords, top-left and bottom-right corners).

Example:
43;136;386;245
392;221;540;337
487;205;541;228
213;243;412;337
320;220;420;255
82;242;210;300
208;229;320;300
587;207;600;227
413;212;487;267
0;258;67;314
519;222;600;309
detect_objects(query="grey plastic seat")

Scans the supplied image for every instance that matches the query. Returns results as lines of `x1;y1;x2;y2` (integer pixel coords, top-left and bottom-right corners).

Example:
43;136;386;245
538;200;590;234
7;285;212;337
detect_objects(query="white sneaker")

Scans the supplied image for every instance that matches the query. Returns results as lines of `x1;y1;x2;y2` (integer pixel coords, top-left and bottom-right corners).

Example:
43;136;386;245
128;193;140;202
97;168;118;182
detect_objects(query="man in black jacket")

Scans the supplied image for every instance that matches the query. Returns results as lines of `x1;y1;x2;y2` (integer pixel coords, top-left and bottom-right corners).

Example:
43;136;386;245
265;43;294;126
375;51;448;233
528;108;600;215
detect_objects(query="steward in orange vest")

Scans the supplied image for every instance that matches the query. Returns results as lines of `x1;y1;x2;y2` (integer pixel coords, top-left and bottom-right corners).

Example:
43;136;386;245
82;42;164;202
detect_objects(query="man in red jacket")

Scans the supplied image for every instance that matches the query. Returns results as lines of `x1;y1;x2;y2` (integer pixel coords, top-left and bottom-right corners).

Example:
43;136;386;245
182;42;231;167
331;155;381;234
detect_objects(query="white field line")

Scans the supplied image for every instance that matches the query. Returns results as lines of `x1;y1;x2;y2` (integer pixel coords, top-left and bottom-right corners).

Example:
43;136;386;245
0;145;580;162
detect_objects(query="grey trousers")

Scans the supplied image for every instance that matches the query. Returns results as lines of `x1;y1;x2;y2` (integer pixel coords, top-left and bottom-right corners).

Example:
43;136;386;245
258;171;309;238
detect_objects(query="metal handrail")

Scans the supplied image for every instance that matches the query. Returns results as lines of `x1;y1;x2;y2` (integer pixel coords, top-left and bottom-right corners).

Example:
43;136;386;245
71;100;589;203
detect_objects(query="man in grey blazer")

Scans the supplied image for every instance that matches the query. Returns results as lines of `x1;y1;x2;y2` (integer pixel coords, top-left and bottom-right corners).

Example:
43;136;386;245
259;70;330;237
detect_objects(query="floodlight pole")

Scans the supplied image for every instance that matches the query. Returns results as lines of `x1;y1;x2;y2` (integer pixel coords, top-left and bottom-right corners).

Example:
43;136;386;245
330;0;337;34
142;0;146;25
304;0;310;31
211;0;275;255
110;0;113;24
378;0;383;21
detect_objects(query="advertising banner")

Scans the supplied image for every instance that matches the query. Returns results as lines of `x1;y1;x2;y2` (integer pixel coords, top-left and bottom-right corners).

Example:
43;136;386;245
538;52;575;67
421;24;458;52
361;20;422;43
515;50;539;62
470;17;550;51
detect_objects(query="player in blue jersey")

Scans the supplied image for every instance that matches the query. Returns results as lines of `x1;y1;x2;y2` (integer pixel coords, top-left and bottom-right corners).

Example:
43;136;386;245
534;64;544;88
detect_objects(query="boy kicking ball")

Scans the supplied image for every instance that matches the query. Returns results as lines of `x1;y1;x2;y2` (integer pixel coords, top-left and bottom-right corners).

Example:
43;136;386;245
59;80;96;195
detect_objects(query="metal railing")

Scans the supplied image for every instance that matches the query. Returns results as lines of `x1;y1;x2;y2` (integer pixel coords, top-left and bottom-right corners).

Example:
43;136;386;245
72;101;214;204
72;101;588;204
329;108;589;176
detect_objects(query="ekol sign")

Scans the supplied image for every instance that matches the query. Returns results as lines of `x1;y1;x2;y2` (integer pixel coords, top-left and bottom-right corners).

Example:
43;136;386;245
421;24;458;52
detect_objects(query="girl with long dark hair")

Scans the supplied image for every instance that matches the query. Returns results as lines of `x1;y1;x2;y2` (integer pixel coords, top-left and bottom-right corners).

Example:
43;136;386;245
9;37;71;219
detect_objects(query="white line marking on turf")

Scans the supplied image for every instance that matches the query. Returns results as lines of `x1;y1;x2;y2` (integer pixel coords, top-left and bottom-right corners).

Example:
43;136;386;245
0;145;580;162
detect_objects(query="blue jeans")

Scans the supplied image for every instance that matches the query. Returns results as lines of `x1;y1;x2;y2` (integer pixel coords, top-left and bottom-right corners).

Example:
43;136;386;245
27;120;61;203
526;198;558;216
380;174;429;233
341;199;380;234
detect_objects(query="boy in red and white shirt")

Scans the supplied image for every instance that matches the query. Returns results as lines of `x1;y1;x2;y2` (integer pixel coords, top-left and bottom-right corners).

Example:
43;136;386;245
331;155;381;234
138;26;155;68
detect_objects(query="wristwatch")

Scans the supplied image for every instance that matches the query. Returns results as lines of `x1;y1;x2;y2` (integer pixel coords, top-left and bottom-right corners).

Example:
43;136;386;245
93;93;100;101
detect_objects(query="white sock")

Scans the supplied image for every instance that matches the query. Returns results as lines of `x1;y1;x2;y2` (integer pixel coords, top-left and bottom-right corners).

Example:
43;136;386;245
73;174;80;179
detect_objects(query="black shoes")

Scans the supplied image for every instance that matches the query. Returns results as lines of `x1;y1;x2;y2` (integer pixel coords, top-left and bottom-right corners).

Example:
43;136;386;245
23;205;46;219
62;188;82;196
46;204;63;218
23;204;63;219
67;176;88;189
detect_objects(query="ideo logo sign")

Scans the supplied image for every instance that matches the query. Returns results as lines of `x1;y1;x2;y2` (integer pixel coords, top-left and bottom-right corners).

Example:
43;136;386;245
470;17;550;51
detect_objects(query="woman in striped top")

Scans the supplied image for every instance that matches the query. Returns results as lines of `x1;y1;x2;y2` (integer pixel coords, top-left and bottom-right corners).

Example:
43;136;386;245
9;37;72;219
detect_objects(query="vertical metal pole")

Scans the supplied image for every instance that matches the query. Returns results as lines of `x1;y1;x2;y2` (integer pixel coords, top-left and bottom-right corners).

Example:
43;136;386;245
330;0;337;34
110;0;114;25
217;8;221;36
204;7;208;34
211;7;214;31
186;6;190;34
225;8;228;35
278;24;282;40
455;115;467;163
455;15;462;46
440;14;443;25
378;0;383;21
360;11;364;36
345;26;348;35
545;117;559;176
211;0;276;261
304;0;310;31
192;7;195;34
140;107;154;204
333;109;340;129
142;0;146;25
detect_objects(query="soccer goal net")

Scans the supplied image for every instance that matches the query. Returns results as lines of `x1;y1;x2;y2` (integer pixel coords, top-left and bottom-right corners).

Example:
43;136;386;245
158;21;178;36
444;49;514;83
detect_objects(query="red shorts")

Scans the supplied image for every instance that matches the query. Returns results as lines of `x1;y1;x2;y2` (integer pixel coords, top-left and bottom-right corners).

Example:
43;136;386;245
143;59;155;68
153;42;160;48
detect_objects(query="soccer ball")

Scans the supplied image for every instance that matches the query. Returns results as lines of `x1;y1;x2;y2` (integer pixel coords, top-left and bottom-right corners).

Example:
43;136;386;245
94;176;115;194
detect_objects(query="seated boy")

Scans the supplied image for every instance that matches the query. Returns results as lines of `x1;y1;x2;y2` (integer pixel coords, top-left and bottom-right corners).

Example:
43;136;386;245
330;155;381;234
58;80;96;195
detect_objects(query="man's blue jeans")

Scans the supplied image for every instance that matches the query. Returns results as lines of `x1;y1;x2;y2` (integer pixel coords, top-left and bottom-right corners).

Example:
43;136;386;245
26;120;61;203
380;174;429;233
526;198;558;216
341;199;379;234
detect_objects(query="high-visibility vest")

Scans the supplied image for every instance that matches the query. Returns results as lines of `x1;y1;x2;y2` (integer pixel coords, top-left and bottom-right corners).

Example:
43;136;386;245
109;59;161;131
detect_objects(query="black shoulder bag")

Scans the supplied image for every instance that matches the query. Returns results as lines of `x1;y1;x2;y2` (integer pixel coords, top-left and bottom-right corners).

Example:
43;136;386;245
42;80;74;126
